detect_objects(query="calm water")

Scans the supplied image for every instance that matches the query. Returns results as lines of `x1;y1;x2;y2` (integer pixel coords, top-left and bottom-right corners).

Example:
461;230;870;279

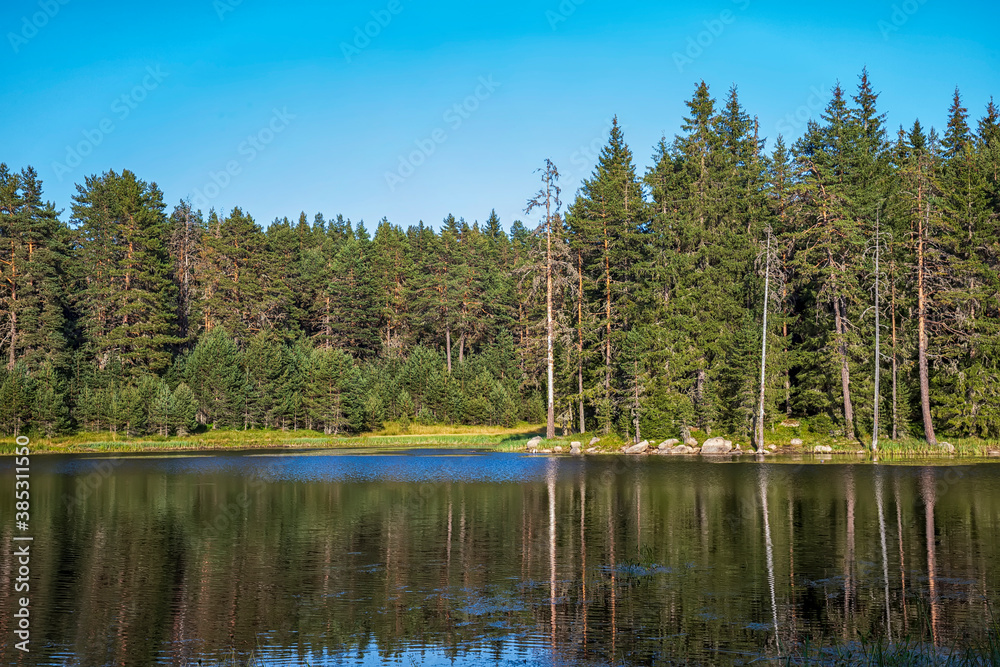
1;450;999;665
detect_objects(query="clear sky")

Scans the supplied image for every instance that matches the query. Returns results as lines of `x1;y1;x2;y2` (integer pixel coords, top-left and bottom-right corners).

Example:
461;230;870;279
2;0;998;232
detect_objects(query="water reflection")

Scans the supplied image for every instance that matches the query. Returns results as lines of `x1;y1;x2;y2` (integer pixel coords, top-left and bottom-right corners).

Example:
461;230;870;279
0;452;997;665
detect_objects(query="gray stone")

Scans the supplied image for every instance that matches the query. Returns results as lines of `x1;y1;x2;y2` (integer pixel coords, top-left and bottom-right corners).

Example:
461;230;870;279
684;437;698;447
570;445;582;455
671;444;696;455
790;438;804;446
526;436;543;450
700;437;733;455
553;446;563;453
571;441;582;449
660;439;680;449
813;444;833;453
589;437;600;446
586;446;600;454
625;440;650;454
939;441;955;453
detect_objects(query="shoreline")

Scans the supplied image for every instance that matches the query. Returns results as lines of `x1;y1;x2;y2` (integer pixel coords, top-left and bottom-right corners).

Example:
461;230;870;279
2;431;999;463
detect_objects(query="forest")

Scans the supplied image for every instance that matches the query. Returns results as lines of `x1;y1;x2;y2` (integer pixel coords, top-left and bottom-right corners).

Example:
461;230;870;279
1;70;997;445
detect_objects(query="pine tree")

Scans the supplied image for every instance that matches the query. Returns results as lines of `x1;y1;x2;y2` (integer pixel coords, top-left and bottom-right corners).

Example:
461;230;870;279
72;169;179;372
185;327;243;428
0;165;71;372
566;117;647;434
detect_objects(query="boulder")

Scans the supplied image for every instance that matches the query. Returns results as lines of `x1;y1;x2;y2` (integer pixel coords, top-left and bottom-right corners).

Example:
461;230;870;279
571;441;582;449
553;446;563;453
684;437;698;447
939;441;956;453
700;437;733;455
790;438;804;446
586;446;600;454
671;444;697;455
625;440;650;454
987;449;1000;457
526;436;543;450
813;445;833;453
589;437;600;446
660;439;680;449
570;445;582;455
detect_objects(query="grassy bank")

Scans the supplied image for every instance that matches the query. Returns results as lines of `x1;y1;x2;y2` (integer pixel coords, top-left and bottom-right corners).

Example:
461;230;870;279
0;423;546;455
2;417;998;459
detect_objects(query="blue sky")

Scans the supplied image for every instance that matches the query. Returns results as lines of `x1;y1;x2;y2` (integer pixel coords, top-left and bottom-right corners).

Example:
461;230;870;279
2;0;997;232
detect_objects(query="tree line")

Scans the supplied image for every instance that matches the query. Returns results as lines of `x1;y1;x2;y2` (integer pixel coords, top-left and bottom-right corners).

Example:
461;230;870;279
1;69;997;443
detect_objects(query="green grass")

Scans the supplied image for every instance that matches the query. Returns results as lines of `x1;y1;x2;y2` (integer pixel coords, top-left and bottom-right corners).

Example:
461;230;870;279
2;415;999;460
0;423;546;455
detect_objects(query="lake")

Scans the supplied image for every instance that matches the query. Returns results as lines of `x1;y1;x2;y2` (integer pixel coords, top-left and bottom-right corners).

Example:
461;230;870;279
1;450;998;665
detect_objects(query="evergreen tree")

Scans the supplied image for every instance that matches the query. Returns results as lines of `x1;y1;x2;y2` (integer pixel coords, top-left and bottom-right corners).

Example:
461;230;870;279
72;169;179;372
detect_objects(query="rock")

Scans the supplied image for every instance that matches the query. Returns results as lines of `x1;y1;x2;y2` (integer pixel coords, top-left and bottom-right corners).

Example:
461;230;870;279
987;449;1000;457
539;448;552;453
589;437;600;446
790;438;804;446
586;446;599;454
671;444;696;455
571;441;581;449
781;419;801;427
939;441;955;453
570;446;582;455
553;446;563;453
625;440;650;454
661;439;680;449
526;436;543;450
684;437;698;447
700;437;733;455
813;445;833;453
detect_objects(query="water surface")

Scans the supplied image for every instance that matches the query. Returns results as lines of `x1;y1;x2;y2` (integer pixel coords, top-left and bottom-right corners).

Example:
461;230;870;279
1;450;998;665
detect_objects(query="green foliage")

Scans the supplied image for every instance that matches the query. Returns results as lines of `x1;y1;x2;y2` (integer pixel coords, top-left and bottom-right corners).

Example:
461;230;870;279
1;71;999;443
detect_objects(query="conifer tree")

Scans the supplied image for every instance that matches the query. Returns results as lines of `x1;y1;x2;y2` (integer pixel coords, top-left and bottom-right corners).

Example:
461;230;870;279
72;169;179;372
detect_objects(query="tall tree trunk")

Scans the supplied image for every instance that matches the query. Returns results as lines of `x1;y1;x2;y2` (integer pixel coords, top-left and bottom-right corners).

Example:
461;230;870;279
891;266;899;441
917;202;937;445
755;229;771;451
445;326;452;375
633;360;640;443
603;220;612;435
546;189;555;440
833;295;856;441
872;214;881;453
578;251;585;434
783;319;791;417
